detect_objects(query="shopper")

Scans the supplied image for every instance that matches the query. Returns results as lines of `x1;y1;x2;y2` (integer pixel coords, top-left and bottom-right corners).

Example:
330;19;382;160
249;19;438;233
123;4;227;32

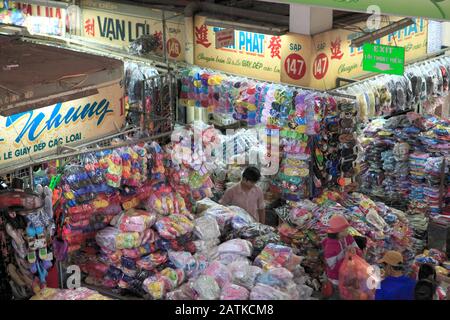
416;264;447;300
322;215;361;299
375;250;416;300
220;166;265;224
414;280;436;300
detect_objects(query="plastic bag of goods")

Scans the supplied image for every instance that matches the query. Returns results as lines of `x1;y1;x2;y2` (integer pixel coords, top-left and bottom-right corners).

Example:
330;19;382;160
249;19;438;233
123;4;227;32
228;261;262;290
256;267;294;288
143;275;167;300
203;205;235;232
95;227;141;251
338;252;376;300
194;216;221;240
191;275;221;300
220;283;249;300
250;283;291;300
217;239;253;257
168;251;197;277
228;206;255;225
217;253;250;266
203;261;232;287
254;244;293;269
166;282;197;300
154;214;194;240
111;209;157;233
196;198;220;214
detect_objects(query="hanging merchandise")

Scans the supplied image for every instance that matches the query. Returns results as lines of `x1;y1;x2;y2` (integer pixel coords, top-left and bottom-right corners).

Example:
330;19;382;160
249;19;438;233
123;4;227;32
339;55;450;118
124;61;159;128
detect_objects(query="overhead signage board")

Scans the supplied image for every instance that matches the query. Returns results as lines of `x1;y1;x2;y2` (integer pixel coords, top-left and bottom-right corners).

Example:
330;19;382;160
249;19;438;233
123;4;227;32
80;0;185;60
278;0;450;21
215;28;235;49
0;82;125;168
362;43;405;75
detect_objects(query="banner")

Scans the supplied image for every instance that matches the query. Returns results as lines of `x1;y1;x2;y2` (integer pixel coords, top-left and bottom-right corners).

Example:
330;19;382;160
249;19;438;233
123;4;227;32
281;17;429;89
80;0;184;60
0;82;125;168
279;0;450;21
194;16;282;82
0;1;66;36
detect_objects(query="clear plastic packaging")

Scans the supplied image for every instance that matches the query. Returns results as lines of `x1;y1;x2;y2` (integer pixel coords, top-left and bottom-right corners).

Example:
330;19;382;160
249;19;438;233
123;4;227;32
203;261;232;287
217;239;253;257
194;216;221;240
191;275;221;300
250;283;291;300
220;283;249;300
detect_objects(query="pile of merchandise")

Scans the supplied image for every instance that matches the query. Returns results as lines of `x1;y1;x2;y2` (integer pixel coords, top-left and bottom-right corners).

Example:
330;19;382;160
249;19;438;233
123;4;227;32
161;201;316;300
165;122;220;201
360;112;449;241
339;56;450;119
275;190;416;287
30;287;112;300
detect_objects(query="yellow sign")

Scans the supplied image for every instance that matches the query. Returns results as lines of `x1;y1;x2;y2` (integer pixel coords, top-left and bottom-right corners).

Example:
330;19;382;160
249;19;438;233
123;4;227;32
0;82;125;168
194;16;282;82
281;18;429;89
0;1;66;36
80;0;185;61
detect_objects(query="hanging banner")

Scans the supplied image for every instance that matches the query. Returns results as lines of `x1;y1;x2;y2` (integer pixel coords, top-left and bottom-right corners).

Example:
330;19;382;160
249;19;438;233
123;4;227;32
80;0;185;61
278;0;450;21
194;16;283;82
281;17;429;89
0;82;125;168
0;1;66;36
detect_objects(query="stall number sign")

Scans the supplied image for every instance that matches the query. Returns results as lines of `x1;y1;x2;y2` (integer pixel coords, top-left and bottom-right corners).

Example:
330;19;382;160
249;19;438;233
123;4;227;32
215;28;234;49
363;43;405;75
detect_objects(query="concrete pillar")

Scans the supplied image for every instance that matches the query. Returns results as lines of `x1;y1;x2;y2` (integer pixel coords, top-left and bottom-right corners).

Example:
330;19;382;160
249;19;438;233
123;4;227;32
289;4;333;35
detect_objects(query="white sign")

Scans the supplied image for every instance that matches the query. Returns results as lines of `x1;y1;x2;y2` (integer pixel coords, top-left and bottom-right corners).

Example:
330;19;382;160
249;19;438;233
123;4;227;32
215;28;235;49
427;21;443;54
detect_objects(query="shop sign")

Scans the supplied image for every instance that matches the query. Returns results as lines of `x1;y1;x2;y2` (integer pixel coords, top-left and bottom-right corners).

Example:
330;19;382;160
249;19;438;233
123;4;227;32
363;43;405;75
0;1;66;36
0;82;125;168
427;20;443;54
80;0;185;60
277;1;450;21
215;28;234;49
281;17;429;89
194;16;282;82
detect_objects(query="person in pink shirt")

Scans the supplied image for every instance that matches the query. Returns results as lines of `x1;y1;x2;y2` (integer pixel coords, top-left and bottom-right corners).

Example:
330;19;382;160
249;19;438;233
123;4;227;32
220;166;265;224
322;215;361;299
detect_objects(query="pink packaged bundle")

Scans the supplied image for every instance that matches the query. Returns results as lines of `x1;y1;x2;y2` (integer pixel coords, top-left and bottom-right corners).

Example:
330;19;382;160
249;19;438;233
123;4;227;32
203;261;232;287
220;283;249;300
113;209;157;233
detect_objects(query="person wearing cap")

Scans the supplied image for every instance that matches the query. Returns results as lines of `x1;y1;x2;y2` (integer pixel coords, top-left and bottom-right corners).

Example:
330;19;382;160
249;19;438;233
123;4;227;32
375;250;416;300
322;215;362;299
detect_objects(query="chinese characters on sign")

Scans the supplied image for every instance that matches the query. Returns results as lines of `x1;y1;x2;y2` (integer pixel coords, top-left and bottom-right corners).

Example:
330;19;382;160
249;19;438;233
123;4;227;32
330;38;344;60
195;24;211;48
268;36;282;59
84;18;95;36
